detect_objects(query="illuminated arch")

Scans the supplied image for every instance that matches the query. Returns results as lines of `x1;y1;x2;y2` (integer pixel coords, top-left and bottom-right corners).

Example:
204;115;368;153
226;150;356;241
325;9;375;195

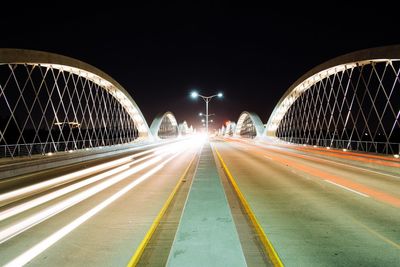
234;111;264;138
224;121;236;137
150;111;179;139
179;121;190;136
265;45;400;154
0;49;150;157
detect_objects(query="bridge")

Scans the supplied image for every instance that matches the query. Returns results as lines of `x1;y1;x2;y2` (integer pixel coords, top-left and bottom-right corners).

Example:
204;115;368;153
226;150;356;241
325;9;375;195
0;47;399;267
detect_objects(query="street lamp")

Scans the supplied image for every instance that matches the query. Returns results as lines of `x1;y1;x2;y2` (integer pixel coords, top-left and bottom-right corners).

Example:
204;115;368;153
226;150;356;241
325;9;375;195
191;90;223;135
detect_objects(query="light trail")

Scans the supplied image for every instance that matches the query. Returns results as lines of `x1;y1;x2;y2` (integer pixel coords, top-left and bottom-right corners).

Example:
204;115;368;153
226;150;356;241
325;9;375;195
0;153;165;244
0;140;193;243
0;151;159;222
0;148;156;204
4;143;188;267
0;142;181;206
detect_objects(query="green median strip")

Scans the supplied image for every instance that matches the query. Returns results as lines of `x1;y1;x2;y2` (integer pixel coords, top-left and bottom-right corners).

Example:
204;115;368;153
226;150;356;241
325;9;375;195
214;146;284;267
166;143;247;267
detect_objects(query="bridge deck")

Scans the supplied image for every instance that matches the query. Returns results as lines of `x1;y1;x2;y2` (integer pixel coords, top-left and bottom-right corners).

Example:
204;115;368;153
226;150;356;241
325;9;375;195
166;143;247;267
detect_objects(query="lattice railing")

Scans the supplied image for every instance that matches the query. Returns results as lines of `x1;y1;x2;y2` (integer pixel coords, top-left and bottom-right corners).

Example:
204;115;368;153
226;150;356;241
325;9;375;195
239;115;257;138
0;64;139;158
158;116;178;139
276;60;400;154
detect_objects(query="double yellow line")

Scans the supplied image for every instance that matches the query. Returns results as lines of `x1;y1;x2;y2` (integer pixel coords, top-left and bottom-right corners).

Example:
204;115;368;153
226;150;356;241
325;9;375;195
214;147;284;267
127;155;196;266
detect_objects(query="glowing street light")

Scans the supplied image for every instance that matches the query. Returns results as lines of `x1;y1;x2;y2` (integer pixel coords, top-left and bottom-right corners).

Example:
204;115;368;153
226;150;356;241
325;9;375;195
190;90;223;135
191;91;199;98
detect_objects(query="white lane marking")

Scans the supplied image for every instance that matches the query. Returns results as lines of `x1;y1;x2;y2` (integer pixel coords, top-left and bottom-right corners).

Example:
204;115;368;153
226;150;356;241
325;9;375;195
325;160;400;179
244;142;400;180
263;155;273;160
324;180;369;198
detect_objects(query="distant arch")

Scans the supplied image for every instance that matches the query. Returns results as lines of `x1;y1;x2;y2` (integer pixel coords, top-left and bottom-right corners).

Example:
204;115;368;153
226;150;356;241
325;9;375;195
150;111;179;139
234;111;264;138
224;121;236;137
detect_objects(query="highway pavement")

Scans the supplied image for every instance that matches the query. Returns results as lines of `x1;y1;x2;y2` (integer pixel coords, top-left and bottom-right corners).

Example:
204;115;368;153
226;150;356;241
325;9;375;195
0;139;201;266
214;138;400;267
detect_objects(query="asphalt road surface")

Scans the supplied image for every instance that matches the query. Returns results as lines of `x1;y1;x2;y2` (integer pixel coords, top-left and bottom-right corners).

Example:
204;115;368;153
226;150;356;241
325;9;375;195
213;138;400;267
0;139;200;266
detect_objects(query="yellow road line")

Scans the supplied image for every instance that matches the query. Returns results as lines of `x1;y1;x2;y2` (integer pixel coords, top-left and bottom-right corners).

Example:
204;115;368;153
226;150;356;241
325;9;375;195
126;154;197;267
214;146;284;267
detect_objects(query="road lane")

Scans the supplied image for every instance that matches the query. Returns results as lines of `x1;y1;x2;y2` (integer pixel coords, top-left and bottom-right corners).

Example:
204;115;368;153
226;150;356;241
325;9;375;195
230;138;400;202
246;138;400;176
0;139;201;266
214;139;400;267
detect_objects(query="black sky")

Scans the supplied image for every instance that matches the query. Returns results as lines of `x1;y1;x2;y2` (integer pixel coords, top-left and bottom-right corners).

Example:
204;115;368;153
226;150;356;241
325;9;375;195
2;5;399;131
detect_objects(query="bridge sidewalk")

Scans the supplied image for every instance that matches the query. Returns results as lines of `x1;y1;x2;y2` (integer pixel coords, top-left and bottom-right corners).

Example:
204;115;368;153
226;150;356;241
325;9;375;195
166;142;247;267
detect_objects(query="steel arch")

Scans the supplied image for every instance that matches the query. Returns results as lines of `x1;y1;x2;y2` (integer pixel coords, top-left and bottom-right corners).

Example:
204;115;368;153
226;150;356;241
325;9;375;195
234;111;264;138
264;45;400;154
265;45;400;137
0;49;151;157
149;111;179;139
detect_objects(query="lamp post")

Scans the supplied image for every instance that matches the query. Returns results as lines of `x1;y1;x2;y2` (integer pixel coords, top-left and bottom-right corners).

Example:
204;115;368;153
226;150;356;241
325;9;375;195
191;91;223;135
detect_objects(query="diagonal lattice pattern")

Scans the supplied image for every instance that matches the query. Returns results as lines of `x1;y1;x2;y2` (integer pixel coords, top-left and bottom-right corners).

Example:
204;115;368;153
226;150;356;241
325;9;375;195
224;122;236;137
0;64;139;158
235;111;264;139
276;60;400;154
239;115;257;138
158;116;179;139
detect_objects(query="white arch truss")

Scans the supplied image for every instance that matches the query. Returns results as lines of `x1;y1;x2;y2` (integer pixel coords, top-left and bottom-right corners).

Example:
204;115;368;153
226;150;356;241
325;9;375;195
0;49;151;157
265;45;400;154
149;111;179;139
234;111;264;138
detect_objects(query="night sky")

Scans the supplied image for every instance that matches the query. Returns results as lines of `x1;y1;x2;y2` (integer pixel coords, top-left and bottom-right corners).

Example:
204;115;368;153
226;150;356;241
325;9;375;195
2;5;399;131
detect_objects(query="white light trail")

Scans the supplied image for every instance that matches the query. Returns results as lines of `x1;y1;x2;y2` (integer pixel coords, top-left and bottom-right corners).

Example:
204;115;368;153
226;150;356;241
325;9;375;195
0;144;172;204
0;151;159;222
4;147;185;267
0;155;164;244
0;156;133;204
